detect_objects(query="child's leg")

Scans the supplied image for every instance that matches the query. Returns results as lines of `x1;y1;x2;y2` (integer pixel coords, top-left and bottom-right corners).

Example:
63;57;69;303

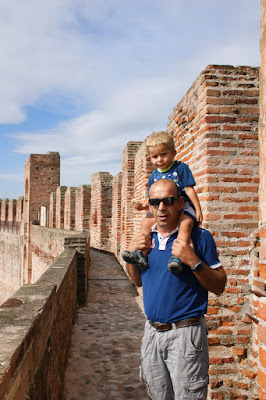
168;213;195;274
176;213;194;245
121;214;155;268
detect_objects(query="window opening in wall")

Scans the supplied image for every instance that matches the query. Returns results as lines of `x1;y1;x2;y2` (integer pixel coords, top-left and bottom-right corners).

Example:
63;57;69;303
39;206;48;227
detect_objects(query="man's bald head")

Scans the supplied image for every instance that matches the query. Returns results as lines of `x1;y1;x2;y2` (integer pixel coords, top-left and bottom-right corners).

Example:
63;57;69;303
149;179;181;198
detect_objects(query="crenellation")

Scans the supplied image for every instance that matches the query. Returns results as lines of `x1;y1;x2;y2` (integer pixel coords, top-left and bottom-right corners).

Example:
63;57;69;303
75;185;90;232
15;196;23;223
90;172;113;251
111;172;122;258
56;186;67;229
1;199;9;223
64;187;77;231
7;199;16;225
49;191;56;228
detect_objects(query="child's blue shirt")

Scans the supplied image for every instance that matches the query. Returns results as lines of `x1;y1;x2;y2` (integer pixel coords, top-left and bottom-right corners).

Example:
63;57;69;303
148;161;196;205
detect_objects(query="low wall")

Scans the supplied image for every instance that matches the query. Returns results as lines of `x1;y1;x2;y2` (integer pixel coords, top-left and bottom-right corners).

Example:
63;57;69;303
0;232;90;400
0;225;21;305
30;224;83;284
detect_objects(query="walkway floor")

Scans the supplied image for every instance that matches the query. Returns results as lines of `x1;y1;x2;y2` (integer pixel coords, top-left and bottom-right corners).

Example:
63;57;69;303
63;249;149;400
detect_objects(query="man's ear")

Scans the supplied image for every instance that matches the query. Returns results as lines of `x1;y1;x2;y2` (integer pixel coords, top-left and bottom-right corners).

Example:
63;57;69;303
177;196;184;211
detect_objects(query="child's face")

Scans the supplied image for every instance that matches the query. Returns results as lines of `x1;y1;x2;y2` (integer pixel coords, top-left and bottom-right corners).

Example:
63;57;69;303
148;144;176;170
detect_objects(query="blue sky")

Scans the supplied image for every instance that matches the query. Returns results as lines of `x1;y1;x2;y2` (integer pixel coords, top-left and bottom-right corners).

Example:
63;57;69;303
0;0;261;199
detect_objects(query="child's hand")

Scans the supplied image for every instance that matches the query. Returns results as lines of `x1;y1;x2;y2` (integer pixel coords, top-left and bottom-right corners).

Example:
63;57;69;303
131;199;149;211
196;209;203;225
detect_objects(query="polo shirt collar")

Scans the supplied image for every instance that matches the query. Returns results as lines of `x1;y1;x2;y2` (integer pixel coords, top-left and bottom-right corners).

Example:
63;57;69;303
151;223;179;250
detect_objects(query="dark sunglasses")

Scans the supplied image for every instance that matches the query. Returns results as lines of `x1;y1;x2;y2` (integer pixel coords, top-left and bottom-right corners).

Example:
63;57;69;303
149;196;179;207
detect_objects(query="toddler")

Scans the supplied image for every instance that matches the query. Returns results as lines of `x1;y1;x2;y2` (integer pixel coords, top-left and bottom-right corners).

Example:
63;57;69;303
122;130;202;274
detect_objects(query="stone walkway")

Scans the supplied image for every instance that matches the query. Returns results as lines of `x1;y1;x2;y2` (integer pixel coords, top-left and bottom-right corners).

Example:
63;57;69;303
63;249;149;400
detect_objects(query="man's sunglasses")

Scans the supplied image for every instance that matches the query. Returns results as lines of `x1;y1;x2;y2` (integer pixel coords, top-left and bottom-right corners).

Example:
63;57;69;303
149;196;180;207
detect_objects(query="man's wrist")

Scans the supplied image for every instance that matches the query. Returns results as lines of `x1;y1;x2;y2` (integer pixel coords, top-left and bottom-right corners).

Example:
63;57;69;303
191;260;203;272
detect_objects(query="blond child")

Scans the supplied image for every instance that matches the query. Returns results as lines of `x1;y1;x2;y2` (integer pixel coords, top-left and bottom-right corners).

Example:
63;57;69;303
122;131;203;274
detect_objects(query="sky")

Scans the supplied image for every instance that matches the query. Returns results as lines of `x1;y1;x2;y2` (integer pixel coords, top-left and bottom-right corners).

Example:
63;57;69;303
0;0;261;199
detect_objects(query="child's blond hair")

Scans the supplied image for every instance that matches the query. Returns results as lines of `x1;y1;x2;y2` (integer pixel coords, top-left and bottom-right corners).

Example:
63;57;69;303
145;131;175;154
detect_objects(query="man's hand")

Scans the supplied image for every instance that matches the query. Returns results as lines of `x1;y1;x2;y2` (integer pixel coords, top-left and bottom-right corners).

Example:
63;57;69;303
171;238;199;268
171;238;227;296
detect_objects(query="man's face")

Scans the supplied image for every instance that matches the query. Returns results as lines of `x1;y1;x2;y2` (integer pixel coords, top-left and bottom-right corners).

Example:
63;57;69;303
148;180;184;234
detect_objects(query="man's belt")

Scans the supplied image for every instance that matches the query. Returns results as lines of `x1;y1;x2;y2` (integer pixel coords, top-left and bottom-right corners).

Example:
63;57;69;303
149;317;201;332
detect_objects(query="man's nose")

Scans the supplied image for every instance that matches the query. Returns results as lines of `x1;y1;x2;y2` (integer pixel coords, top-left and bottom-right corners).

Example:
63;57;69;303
158;200;166;210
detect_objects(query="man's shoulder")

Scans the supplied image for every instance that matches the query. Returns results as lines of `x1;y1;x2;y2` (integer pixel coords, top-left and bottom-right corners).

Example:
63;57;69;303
192;227;213;241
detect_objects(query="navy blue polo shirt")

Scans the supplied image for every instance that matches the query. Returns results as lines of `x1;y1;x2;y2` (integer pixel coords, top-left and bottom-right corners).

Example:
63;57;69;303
142;227;221;323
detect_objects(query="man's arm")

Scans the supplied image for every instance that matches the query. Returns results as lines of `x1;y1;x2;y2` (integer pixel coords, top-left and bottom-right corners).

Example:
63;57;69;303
124;233;151;287
171;238;227;295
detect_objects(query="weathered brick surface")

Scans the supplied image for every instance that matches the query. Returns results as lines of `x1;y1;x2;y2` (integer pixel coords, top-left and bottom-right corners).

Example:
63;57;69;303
0;199;8;223
23;152;61;285
75;185;90;232
111;172;122;257
56;186;67;229
90;172;113;251
258;1;266;398
166;65;260;399
64;187;77;231
15;197;23;224
0;226;21;305
0;249;78;400
0;231;89;400
7;200;16;225
49;192;56;228
30;225;80;283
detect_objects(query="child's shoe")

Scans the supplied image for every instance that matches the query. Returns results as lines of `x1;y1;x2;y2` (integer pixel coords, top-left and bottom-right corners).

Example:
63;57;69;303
121;250;148;269
168;256;184;274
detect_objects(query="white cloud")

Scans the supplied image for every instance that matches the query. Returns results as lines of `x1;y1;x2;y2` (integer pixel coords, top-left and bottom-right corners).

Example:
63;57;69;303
0;0;261;196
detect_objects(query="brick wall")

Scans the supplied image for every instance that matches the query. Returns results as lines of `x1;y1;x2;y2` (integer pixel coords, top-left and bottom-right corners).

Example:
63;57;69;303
75;185;90;232
24;152;60;224
56;186;67;229
111;172;122;257
7;199;16;225
167;65;260;399
30;225;80;283
49;192;56;228
64;187;76;230
90;172;113;250
0;231;89;400
23;152;61;285
15;197;23;224
0;199;8;223
258;1;266;398
133;142;153;232
0;227;21;305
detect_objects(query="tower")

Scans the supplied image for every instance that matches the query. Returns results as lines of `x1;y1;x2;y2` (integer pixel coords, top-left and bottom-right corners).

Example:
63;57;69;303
22;152;60;284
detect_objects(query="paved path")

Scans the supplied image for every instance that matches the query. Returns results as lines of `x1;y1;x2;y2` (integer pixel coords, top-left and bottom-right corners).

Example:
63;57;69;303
63;249;149;400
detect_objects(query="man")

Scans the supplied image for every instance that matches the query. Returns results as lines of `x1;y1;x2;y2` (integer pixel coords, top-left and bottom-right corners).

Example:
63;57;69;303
126;179;227;400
